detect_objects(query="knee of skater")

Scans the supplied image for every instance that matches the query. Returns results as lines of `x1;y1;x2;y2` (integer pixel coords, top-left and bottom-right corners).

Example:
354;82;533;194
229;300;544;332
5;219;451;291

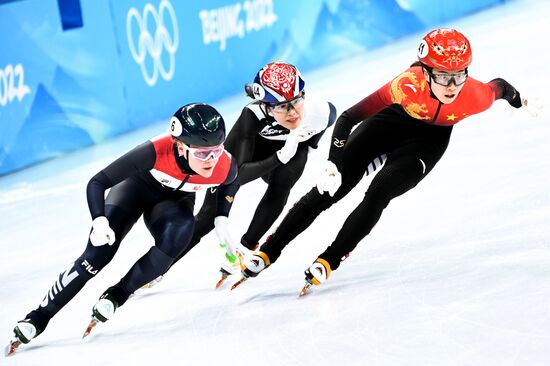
363;190;392;209
157;240;191;259
156;221;194;257
157;234;192;259
149;246;175;267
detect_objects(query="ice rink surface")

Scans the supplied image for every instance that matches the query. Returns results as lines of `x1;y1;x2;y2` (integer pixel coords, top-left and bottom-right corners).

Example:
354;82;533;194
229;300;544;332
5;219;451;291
1;1;549;365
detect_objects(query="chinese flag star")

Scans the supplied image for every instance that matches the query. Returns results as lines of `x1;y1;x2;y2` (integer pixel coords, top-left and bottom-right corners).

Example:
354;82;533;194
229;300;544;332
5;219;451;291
446;113;457;121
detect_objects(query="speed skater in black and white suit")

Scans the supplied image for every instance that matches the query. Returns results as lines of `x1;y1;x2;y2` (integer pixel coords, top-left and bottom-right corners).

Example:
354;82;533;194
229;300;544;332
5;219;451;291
8;103;238;353
166;62;339;287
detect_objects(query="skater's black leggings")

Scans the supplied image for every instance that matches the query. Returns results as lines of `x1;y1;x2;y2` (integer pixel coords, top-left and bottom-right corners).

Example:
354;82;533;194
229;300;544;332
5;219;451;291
172;143;309;263
29;176;196;328
261;114;452;271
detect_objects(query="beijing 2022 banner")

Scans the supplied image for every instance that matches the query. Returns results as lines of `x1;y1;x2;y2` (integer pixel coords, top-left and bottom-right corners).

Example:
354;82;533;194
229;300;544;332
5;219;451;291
0;0;506;175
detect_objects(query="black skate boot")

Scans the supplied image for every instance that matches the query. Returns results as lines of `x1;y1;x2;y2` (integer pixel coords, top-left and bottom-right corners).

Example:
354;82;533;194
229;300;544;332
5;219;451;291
5;307;52;356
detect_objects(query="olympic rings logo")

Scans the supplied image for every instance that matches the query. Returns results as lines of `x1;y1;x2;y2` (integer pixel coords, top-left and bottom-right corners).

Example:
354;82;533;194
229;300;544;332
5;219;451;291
126;0;179;87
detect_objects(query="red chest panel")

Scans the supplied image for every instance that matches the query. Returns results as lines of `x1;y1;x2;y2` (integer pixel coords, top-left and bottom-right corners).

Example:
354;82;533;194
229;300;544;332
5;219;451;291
149;134;231;191
380;67;496;126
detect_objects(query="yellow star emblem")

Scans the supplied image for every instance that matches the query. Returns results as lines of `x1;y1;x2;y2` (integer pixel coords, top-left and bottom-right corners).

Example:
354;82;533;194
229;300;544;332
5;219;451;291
446;113;457;121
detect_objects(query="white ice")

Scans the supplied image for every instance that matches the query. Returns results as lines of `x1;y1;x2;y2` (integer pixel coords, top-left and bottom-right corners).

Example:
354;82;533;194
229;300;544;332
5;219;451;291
1;1;549;365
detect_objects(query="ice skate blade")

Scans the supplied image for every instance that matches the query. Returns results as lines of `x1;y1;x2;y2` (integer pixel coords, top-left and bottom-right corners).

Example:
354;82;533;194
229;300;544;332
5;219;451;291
215;273;230;289
82;318;99;339
230;277;247;291
140;275;163;290
299;282;312;297
5;339;21;357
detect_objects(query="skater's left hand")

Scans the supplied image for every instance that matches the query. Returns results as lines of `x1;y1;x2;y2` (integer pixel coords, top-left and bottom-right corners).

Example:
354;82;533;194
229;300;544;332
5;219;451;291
90;216;116;246
316;160;342;197
493;78;522;109
506;87;522;109
214;216;236;261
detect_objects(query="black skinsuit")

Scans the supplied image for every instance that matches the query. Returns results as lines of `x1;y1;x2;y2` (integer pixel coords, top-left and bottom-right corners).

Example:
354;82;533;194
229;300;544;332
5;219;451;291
23;137;238;333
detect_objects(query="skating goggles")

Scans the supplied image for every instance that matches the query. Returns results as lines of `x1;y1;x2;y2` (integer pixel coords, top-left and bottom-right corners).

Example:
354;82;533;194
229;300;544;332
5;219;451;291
184;144;224;161
266;94;305;113
429;69;468;86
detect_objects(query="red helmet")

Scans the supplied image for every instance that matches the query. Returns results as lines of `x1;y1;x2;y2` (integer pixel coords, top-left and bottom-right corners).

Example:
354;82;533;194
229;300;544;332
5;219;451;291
417;28;472;70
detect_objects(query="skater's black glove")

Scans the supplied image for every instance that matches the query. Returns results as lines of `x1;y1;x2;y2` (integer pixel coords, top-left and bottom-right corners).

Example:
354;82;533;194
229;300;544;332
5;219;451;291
491;78;522;108
505;86;522;109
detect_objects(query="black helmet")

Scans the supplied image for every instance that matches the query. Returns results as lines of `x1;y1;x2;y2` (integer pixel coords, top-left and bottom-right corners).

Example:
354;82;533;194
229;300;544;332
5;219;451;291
169;103;225;147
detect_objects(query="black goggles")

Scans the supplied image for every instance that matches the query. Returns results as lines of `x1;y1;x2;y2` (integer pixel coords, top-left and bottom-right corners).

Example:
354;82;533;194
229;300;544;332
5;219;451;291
428;69;468;86
266;93;305;113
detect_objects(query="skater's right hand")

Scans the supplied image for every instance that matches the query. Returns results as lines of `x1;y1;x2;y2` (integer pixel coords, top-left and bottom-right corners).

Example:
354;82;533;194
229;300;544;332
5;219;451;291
276;129;308;164
90;216;116;246
316;160;342;197
214;216;236;261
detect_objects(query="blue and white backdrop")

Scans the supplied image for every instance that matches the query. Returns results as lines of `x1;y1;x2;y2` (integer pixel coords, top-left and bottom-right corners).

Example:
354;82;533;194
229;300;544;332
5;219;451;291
0;0;507;175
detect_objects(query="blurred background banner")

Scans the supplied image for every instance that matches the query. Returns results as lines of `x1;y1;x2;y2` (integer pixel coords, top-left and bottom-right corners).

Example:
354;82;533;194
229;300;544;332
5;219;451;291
0;0;506;175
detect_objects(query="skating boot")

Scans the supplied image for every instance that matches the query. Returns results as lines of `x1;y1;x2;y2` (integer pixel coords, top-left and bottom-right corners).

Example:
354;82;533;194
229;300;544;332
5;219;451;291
215;243;254;288
230;251;270;290
214;243;241;288
300;258;331;296
215;258;239;288
83;293;118;338
5;319;41;356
